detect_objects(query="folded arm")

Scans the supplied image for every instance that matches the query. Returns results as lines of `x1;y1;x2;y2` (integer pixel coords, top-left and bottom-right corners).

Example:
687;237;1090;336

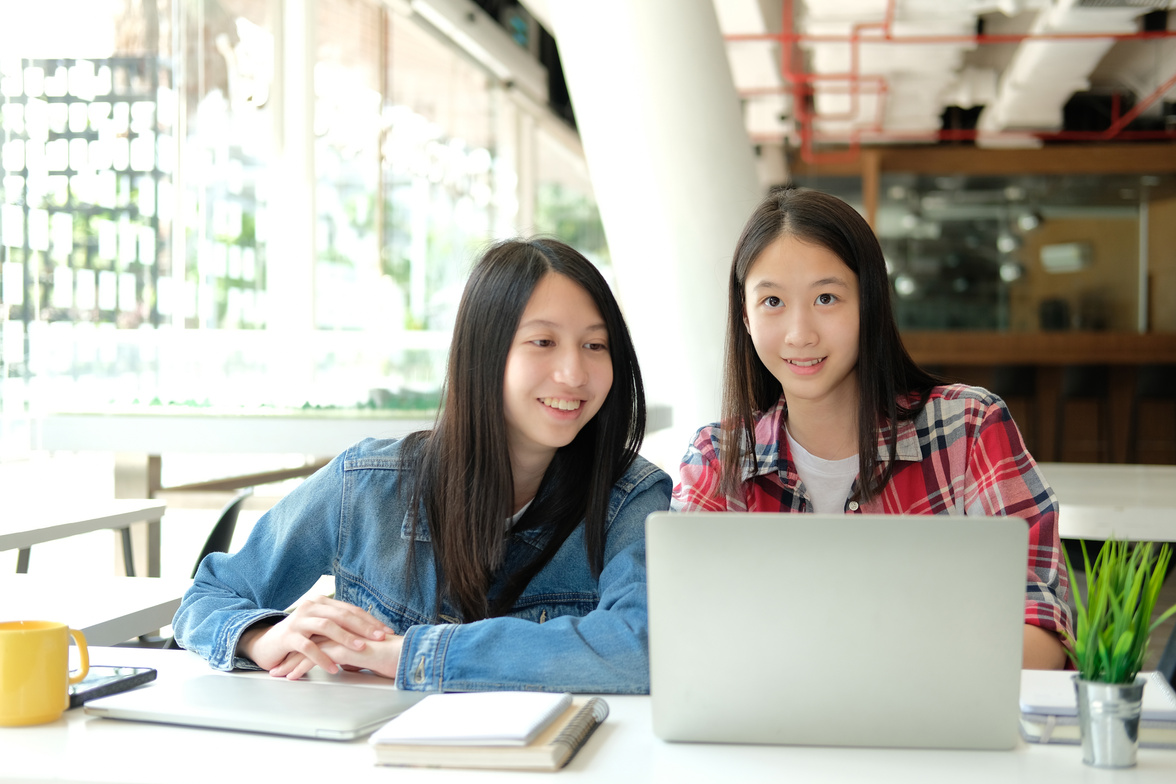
396;470;671;693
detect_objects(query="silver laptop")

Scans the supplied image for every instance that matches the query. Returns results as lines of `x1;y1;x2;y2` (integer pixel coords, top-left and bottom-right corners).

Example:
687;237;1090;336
84;673;429;740
645;512;1028;750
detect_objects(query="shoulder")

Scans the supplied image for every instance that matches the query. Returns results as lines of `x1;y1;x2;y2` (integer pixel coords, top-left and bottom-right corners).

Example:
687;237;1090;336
683;400;783;465
685;421;725;462
927;382;1001;406
917;383;1010;424
614;454;673;496
339;434;426;472
605;455;672;532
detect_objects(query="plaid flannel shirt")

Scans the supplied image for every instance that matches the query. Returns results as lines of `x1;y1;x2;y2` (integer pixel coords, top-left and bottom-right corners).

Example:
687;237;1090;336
672;383;1073;641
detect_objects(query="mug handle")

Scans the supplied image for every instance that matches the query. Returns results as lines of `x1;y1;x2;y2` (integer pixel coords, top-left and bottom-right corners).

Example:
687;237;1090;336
67;628;89;685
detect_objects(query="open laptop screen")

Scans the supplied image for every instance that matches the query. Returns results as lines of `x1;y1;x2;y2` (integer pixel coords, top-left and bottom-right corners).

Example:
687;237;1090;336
645;512;1027;750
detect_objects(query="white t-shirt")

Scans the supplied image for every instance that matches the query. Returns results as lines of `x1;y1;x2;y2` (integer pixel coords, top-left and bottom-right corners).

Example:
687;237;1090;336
785;427;858;514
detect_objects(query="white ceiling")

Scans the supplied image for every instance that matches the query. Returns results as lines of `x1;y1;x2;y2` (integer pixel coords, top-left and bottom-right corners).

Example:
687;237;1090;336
719;0;1176;151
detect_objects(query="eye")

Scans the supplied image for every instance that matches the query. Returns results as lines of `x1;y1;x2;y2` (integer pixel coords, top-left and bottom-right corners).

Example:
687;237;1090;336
763;295;782;309
815;293;837;306
584;341;609;351
529;338;555;347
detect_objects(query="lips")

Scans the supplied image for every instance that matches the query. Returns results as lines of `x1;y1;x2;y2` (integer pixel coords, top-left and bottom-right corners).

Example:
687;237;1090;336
787;358;825;367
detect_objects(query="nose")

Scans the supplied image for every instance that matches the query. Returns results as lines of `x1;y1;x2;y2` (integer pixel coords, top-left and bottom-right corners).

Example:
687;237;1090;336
553;346;588;387
783;308;817;348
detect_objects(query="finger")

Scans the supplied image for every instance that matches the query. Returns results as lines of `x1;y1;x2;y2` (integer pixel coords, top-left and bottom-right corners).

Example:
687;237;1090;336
275;638;339;677
271;651;327;680
299;597;391;640
267;652;304;678
284;655;320;681
296;616;371;654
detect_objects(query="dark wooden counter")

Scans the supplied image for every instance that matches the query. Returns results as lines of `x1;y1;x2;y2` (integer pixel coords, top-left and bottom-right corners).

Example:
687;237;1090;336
901;331;1176;366
897;331;1176;464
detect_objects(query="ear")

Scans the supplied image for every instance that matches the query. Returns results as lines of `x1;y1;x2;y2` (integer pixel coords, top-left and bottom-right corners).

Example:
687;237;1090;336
742;309;750;334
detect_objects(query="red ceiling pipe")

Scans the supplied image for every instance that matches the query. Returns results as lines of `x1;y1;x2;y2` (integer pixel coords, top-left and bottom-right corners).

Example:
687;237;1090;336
794;128;1176;143
1099;70;1176;140
725;29;1176;46
730;0;1176;156
775;0;878;164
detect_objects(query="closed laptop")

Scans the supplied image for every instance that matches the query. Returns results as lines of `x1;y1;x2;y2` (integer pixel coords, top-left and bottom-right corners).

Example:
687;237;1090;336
85;673;429;740
645;512;1028;750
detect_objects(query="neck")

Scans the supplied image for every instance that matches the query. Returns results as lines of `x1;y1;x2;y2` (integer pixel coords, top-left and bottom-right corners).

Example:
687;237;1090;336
785;396;859;461
510;448;555;514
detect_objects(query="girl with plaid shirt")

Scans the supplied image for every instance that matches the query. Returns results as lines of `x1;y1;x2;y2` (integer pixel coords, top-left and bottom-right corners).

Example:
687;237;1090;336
672;187;1072;669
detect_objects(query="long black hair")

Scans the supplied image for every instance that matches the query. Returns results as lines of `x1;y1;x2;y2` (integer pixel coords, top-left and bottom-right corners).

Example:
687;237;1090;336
721;187;938;501
405;238;645;621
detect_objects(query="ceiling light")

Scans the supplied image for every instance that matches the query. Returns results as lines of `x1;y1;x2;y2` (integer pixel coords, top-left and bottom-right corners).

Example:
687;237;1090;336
1040;242;1092;274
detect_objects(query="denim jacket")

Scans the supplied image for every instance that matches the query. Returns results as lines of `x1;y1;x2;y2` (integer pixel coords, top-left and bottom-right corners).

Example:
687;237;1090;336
172;437;671;693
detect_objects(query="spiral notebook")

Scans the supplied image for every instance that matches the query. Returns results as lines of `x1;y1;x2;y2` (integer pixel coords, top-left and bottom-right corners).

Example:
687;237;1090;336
1019;670;1176;748
370;693;609;770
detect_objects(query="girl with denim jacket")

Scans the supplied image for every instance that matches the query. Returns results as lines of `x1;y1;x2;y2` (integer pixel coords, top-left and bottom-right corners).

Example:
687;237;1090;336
173;239;671;692
672;187;1071;670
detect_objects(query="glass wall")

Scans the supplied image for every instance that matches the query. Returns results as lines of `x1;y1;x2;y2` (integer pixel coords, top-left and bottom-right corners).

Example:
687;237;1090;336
1;0;175;421
0;0;607;449
793;171;1176;333
534;125;608;270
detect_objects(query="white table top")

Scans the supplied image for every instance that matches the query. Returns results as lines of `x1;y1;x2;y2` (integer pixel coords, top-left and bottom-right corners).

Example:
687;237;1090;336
2;647;1174;783
0;498;166;552
35;405;674;456
1039;463;1176;542
37;411;437;456
0;576;191;646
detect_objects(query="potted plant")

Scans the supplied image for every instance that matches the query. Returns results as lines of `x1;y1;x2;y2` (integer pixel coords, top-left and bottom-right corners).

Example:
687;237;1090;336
1064;539;1176;768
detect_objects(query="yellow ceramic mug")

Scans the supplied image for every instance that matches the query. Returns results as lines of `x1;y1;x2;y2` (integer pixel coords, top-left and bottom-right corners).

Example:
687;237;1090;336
0;620;89;726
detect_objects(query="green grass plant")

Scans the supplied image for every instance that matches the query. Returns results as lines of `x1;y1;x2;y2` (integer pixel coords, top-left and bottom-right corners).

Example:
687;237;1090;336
1063;540;1176;684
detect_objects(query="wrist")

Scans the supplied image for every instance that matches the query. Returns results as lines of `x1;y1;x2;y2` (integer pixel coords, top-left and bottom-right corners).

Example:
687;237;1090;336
236;617;281;660
375;635;406;680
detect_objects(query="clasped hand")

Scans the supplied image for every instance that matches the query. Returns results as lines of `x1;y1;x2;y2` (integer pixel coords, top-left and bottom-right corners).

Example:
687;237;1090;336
237;595;404;681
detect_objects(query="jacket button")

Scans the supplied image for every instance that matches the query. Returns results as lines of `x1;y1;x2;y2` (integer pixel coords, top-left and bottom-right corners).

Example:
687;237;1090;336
848;501;860;511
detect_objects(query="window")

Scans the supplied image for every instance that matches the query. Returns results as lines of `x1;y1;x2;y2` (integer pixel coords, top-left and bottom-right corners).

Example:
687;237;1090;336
0;0;606;442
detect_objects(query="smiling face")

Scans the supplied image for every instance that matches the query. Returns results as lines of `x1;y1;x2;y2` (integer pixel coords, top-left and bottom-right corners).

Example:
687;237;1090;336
502;272;614;470
743;233;861;415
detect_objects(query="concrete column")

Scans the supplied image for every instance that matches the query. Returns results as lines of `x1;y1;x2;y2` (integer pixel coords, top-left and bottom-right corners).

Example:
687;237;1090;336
546;0;761;472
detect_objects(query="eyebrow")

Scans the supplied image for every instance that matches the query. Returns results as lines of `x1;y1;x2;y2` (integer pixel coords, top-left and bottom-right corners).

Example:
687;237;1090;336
518;319;609;333
749;276;851;292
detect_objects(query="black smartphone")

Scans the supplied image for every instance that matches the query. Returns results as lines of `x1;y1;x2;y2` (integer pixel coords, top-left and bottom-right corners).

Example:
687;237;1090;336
68;666;158;709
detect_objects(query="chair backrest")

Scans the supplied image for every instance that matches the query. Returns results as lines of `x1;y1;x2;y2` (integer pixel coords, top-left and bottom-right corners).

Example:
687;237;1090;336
191;489;253;578
1060;364;1110;399
989;365;1037;399
1135;364;1176;401
1158;623;1176;689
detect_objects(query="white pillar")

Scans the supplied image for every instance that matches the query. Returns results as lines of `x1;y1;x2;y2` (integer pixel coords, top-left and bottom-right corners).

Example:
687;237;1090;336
264;0;317;402
267;0;316;332
546;0;761;474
